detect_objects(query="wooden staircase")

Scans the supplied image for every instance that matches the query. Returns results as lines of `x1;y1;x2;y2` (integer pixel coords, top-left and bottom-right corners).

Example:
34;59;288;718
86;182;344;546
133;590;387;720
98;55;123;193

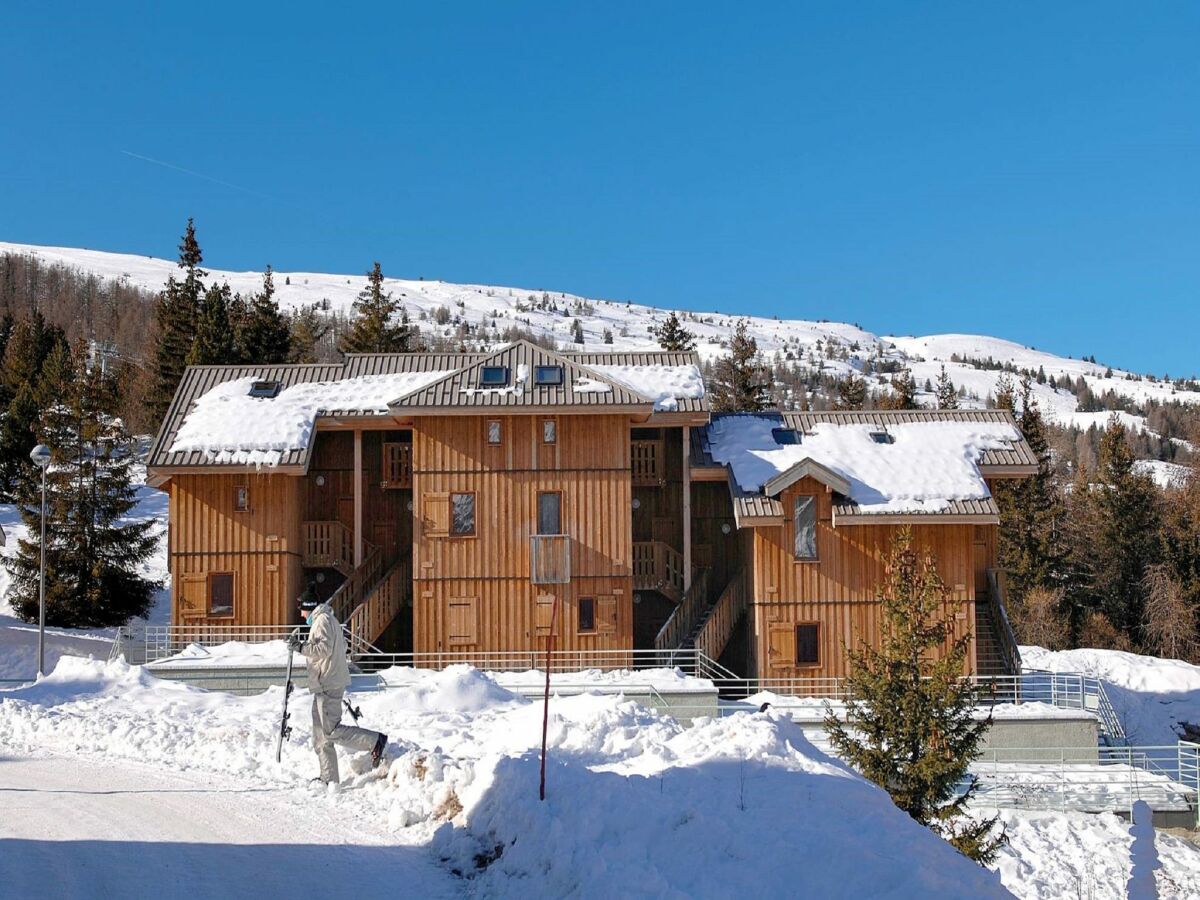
318;543;411;654
633;541;686;603
655;569;749;665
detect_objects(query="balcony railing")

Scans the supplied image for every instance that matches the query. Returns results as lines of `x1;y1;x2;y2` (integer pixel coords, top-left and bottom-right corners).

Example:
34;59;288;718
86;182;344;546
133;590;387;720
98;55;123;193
302;520;354;572
631;439;665;487
531;534;571;584
632;541;685;601
381;442;412;489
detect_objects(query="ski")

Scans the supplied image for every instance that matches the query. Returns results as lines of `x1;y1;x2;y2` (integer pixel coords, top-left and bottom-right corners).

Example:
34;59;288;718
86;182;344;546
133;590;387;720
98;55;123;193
275;634;297;763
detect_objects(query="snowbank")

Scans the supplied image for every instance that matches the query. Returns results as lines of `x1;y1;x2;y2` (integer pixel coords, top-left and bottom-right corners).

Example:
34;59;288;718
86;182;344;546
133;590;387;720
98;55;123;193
153;639;304;669
707;415;1019;514
1022;645;1200;744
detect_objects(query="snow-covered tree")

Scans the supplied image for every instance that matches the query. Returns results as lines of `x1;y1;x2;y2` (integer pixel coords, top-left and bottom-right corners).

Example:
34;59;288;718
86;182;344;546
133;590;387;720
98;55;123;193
836;373;867;410
825;529;1002;863
5;344;158;627
935;365;959;410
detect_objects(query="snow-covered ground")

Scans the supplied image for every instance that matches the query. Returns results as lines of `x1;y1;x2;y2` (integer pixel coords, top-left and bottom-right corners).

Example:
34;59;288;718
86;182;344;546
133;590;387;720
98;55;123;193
3;656;1199;898
1023;646;1200;746
4;241;1198;446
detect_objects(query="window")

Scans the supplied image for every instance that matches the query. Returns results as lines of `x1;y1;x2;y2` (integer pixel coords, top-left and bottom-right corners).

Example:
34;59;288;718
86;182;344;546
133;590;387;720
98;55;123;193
869;431;894;444
535;365;564;386
537;491;562;535
578;597;595;632
794;496;817;560
543;419;557;444
233;485;249;512
209;573;234;617
450;493;476;536
487;420;502;445
796;623;820;666
772;427;800;445
480;366;510;387
248;380;281;399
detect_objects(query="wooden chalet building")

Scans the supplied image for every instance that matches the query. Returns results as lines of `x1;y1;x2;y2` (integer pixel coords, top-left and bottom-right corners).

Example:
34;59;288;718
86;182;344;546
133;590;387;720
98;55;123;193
147;341;1034;681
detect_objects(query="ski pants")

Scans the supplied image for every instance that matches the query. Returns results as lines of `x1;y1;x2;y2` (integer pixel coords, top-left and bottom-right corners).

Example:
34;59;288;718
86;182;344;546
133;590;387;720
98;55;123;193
311;690;379;783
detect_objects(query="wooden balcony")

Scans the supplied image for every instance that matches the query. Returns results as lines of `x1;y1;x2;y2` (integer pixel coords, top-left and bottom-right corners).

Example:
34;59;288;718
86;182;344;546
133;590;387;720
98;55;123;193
631;439;665;487
633;540;685;602
302;520;354;573
531;534;571;585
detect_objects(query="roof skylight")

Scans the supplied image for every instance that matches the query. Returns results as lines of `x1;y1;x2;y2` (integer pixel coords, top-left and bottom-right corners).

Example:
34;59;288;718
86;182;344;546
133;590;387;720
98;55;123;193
479;366;510;387
248;380;282;399
535;365;564;386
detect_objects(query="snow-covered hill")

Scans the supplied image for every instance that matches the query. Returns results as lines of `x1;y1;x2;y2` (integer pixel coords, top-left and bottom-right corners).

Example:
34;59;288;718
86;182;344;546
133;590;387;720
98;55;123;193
4;240;1199;442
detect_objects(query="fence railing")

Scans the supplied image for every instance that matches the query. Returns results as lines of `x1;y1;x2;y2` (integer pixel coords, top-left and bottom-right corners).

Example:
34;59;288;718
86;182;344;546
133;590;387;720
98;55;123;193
694;569;748;662
967;742;1200;824
653;568;711;654
301;521;354;572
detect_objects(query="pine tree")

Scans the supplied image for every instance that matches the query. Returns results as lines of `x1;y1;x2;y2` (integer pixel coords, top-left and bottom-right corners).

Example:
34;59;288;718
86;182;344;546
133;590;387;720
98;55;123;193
571;318;585;344
836;374;868;410
0;314;68;498
147;220;205;425
339;262;415;354
993;382;1069;607
236;267;292;363
880;371;918;409
709;319;768;412
4;344;158;626
1084;418;1160;642
935;365;959;410
288;305;331;363
825;529;1002;863
992;373;1016;411
186;282;236;366
652;311;697;352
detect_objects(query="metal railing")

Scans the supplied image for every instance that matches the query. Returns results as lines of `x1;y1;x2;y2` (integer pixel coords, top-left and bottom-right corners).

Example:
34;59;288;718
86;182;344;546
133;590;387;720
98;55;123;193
967;742;1200;824
654;569;711;653
530;534;571;585
985;568;1022;677
132;624;301;663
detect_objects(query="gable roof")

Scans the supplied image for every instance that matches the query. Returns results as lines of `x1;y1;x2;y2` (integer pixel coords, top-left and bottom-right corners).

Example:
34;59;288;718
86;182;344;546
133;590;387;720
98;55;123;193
564;350;708;415
388;340;653;412
762;458;852;498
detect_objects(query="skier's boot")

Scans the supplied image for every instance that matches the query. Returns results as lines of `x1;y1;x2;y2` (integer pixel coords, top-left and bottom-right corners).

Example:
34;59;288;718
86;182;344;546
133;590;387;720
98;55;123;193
371;733;388;768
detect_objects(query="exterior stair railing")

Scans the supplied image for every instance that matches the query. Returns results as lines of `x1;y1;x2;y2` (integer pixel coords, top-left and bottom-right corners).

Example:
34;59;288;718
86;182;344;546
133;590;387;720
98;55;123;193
653;568;711;655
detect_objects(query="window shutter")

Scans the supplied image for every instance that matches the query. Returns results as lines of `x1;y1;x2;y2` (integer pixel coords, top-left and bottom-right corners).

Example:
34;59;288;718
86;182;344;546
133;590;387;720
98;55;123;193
768;625;796;670
596;596;618;633
447;597;478;646
179;574;207;619
422;492;450;538
534;594;560;637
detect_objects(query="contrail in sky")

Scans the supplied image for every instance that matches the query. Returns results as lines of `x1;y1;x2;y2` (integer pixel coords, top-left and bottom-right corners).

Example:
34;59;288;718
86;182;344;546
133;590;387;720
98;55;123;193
120;150;272;200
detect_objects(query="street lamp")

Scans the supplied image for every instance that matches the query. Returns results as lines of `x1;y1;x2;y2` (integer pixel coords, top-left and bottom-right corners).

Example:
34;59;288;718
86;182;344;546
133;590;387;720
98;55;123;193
30;444;50;678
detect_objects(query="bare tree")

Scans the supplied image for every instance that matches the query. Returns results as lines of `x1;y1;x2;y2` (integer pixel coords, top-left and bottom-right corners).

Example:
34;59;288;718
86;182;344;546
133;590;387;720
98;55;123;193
1142;564;1200;662
1011;586;1069;650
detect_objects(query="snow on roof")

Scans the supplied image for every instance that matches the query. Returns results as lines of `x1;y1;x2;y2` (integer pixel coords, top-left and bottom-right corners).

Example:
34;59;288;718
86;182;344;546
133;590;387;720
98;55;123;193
707;414;1020;514
168;371;449;466
588;364;705;411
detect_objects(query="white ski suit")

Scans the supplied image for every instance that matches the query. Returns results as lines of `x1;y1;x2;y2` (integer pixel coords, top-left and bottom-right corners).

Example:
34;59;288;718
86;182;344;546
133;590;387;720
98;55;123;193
300;602;380;783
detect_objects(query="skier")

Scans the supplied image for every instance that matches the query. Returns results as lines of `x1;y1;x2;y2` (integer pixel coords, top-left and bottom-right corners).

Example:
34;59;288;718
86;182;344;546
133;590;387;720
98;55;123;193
289;591;387;785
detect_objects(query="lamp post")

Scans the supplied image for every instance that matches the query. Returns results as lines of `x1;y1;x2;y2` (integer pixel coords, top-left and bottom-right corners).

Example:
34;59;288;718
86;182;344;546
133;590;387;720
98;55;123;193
30;444;51;678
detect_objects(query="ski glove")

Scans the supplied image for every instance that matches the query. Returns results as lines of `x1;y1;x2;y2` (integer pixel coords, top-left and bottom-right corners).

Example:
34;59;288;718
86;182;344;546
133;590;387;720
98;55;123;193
286;633;304;652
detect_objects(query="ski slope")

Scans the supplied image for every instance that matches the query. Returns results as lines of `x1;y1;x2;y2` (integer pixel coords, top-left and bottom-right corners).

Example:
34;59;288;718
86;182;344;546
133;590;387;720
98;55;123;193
4;240;1198;437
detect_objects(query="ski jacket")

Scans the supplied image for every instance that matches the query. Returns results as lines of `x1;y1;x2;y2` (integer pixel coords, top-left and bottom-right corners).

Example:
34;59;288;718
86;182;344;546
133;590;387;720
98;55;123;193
301;602;352;694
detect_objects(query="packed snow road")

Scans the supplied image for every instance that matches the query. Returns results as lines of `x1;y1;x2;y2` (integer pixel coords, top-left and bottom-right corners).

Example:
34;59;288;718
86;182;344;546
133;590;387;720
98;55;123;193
0;755;461;899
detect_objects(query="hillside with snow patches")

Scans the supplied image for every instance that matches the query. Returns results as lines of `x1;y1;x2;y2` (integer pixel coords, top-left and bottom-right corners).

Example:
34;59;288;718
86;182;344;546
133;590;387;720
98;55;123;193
4;241;1198;446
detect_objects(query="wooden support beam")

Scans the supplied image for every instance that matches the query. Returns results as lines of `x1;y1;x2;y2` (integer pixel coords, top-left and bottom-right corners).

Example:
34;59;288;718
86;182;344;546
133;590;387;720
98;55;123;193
353;429;363;567
682;425;692;592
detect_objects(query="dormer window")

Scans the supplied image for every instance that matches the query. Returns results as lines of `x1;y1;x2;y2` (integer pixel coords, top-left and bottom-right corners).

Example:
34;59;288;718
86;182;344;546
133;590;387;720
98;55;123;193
772;428;800;445
248;380;282;399
535;365;563;386
869;431;894;444
480;366;510;387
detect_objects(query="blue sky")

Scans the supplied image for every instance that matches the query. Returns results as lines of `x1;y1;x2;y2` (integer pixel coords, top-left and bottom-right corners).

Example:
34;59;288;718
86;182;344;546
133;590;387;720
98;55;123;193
2;3;1197;375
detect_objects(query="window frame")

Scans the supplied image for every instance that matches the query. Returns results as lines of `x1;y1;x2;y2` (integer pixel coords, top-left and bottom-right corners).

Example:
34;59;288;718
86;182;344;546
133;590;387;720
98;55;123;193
479;366;510;387
233;485;250;513
208;572;235;619
542;418;557;444
248;380;281;399
793;494;818;562
449;491;477;538
795;622;820;667
578;596;596;633
534;365;564;386
486;419;503;446
536;490;563;536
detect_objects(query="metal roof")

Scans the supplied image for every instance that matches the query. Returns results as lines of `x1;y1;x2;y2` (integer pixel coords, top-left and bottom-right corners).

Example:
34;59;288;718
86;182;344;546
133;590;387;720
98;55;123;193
390;341;653;412
565;349;708;414
342;352;485;378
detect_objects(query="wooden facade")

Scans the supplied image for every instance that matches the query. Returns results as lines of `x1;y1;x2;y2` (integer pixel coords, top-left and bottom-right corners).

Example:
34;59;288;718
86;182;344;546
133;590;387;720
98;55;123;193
411;413;635;654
